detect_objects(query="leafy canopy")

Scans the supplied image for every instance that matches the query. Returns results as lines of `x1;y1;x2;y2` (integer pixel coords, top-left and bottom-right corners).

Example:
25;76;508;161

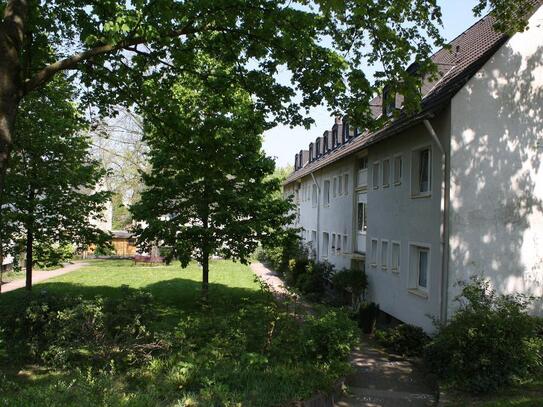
0;75;111;263
131;58;294;268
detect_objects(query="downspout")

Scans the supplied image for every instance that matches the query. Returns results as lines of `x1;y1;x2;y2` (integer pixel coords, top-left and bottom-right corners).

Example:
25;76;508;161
423;119;450;323
310;172;320;260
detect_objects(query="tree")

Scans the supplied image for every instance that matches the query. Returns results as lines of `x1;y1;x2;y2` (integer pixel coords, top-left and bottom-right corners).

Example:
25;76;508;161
0;75;110;290
131;65;294;297
0;0;533;202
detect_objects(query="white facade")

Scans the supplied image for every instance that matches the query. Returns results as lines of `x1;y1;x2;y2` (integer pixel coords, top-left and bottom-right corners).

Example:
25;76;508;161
285;8;543;331
448;7;543;315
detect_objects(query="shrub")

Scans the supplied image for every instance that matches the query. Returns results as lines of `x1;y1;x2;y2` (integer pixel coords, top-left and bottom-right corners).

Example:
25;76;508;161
375;324;430;357
424;277;543;394
258;231;302;275
302;308;360;361
34;242;75;268
331;267;368;307
355;302;380;334
2;287;162;369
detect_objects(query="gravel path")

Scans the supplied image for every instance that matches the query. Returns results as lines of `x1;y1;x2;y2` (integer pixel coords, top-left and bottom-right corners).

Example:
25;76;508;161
0;262;89;293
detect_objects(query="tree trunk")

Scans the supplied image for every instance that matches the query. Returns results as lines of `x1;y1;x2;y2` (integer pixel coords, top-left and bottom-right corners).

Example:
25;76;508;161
202;251;209;299
0;0;28;198
25;226;32;290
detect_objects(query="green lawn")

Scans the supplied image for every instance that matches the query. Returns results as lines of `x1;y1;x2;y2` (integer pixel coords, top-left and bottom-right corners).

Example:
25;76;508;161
0;259;356;407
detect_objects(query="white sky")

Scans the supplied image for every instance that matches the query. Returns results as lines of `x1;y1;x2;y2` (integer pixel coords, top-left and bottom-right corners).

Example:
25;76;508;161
262;0;481;168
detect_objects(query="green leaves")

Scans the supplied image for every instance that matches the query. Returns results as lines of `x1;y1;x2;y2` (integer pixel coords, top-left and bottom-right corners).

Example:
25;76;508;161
131;58;294;272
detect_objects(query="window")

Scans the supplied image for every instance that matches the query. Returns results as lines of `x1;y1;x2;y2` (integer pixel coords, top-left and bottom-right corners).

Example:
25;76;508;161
382;159;390;187
343;174;349;195
309;144;314;162
391;242;400;273
370;239;378;266
394;155;402;185
358;157;368;170
383;86;396;117
381;240;389;270
409;244;430;294
311;184;317;207
412;147;431;196
332;129;338;148
417;248;429;289
343;235;348;253
333;177;337;198
322;233;329;257
338;175;343;196
315;139;321;158
323;180;331;206
336;235;341;254
357;201;367;233
331;234;336;252
323;135;328;153
372;162;380;189
419;149;431;193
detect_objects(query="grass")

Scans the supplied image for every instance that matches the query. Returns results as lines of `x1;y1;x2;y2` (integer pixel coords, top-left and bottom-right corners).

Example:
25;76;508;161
0;259;356;406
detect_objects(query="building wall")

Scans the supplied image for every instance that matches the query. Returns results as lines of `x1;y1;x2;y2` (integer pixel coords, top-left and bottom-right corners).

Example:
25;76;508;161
449;7;543;316
366;114;449;332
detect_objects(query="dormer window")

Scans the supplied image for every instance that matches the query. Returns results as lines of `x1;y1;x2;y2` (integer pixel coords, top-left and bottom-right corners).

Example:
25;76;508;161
294;153;299;170
323;134;328;153
315;139;321;158
383;86;396;117
308;143;314;162
332;128;338;148
343;119;350;142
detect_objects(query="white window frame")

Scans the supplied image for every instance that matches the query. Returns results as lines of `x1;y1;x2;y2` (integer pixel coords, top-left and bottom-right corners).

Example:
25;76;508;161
411;145;432;198
323;179;331;207
408;242;431;297
343;174;349;196
381;239;389;270
382;158;390;188
322;232;330;258
370;238;378;266
393;154;403;186
311;183;318;207
331;233;336;253
391;241;401;274
372;162;380;189
336;234;342;254
338;174;343;196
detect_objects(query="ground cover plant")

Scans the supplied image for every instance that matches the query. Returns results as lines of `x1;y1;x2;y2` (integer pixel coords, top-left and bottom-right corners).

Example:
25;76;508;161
0;260;358;406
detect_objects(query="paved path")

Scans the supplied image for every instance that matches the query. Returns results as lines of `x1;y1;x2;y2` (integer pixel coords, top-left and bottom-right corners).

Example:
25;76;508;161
250;261;438;407
0;262;89;293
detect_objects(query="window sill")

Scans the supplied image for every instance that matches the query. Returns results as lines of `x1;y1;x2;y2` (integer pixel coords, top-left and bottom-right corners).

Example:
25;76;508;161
381;266;388;271
383;184;390;189
394;181;401;186
410;192;431;199
408;288;428;299
370;263;377;267
391;268;400;275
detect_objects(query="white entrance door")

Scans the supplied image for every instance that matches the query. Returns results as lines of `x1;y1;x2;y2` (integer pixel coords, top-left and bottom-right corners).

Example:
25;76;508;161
356;192;367;253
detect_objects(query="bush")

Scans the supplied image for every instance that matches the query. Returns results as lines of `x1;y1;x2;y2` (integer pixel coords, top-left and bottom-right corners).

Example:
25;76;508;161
355;302;380;334
2;287;162;369
375;324;430;357
424;278;543;394
257;231;302;275
331;267;368;307
302;308;360;361
34;242;75;268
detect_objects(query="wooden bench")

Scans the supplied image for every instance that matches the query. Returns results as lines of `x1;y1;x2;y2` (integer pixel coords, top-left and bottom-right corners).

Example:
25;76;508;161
133;255;165;266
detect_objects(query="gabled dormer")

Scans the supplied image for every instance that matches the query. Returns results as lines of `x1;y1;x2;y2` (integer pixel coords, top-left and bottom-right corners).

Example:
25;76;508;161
382;85;397;117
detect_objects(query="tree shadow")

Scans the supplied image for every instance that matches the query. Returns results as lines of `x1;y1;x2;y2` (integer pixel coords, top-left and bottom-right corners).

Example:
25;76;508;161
449;37;543;315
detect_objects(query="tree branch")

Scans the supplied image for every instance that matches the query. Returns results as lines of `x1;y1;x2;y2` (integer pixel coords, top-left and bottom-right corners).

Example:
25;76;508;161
23;24;199;95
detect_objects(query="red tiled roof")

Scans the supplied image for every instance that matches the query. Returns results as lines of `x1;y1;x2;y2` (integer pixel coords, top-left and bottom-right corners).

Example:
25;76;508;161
284;4;540;185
